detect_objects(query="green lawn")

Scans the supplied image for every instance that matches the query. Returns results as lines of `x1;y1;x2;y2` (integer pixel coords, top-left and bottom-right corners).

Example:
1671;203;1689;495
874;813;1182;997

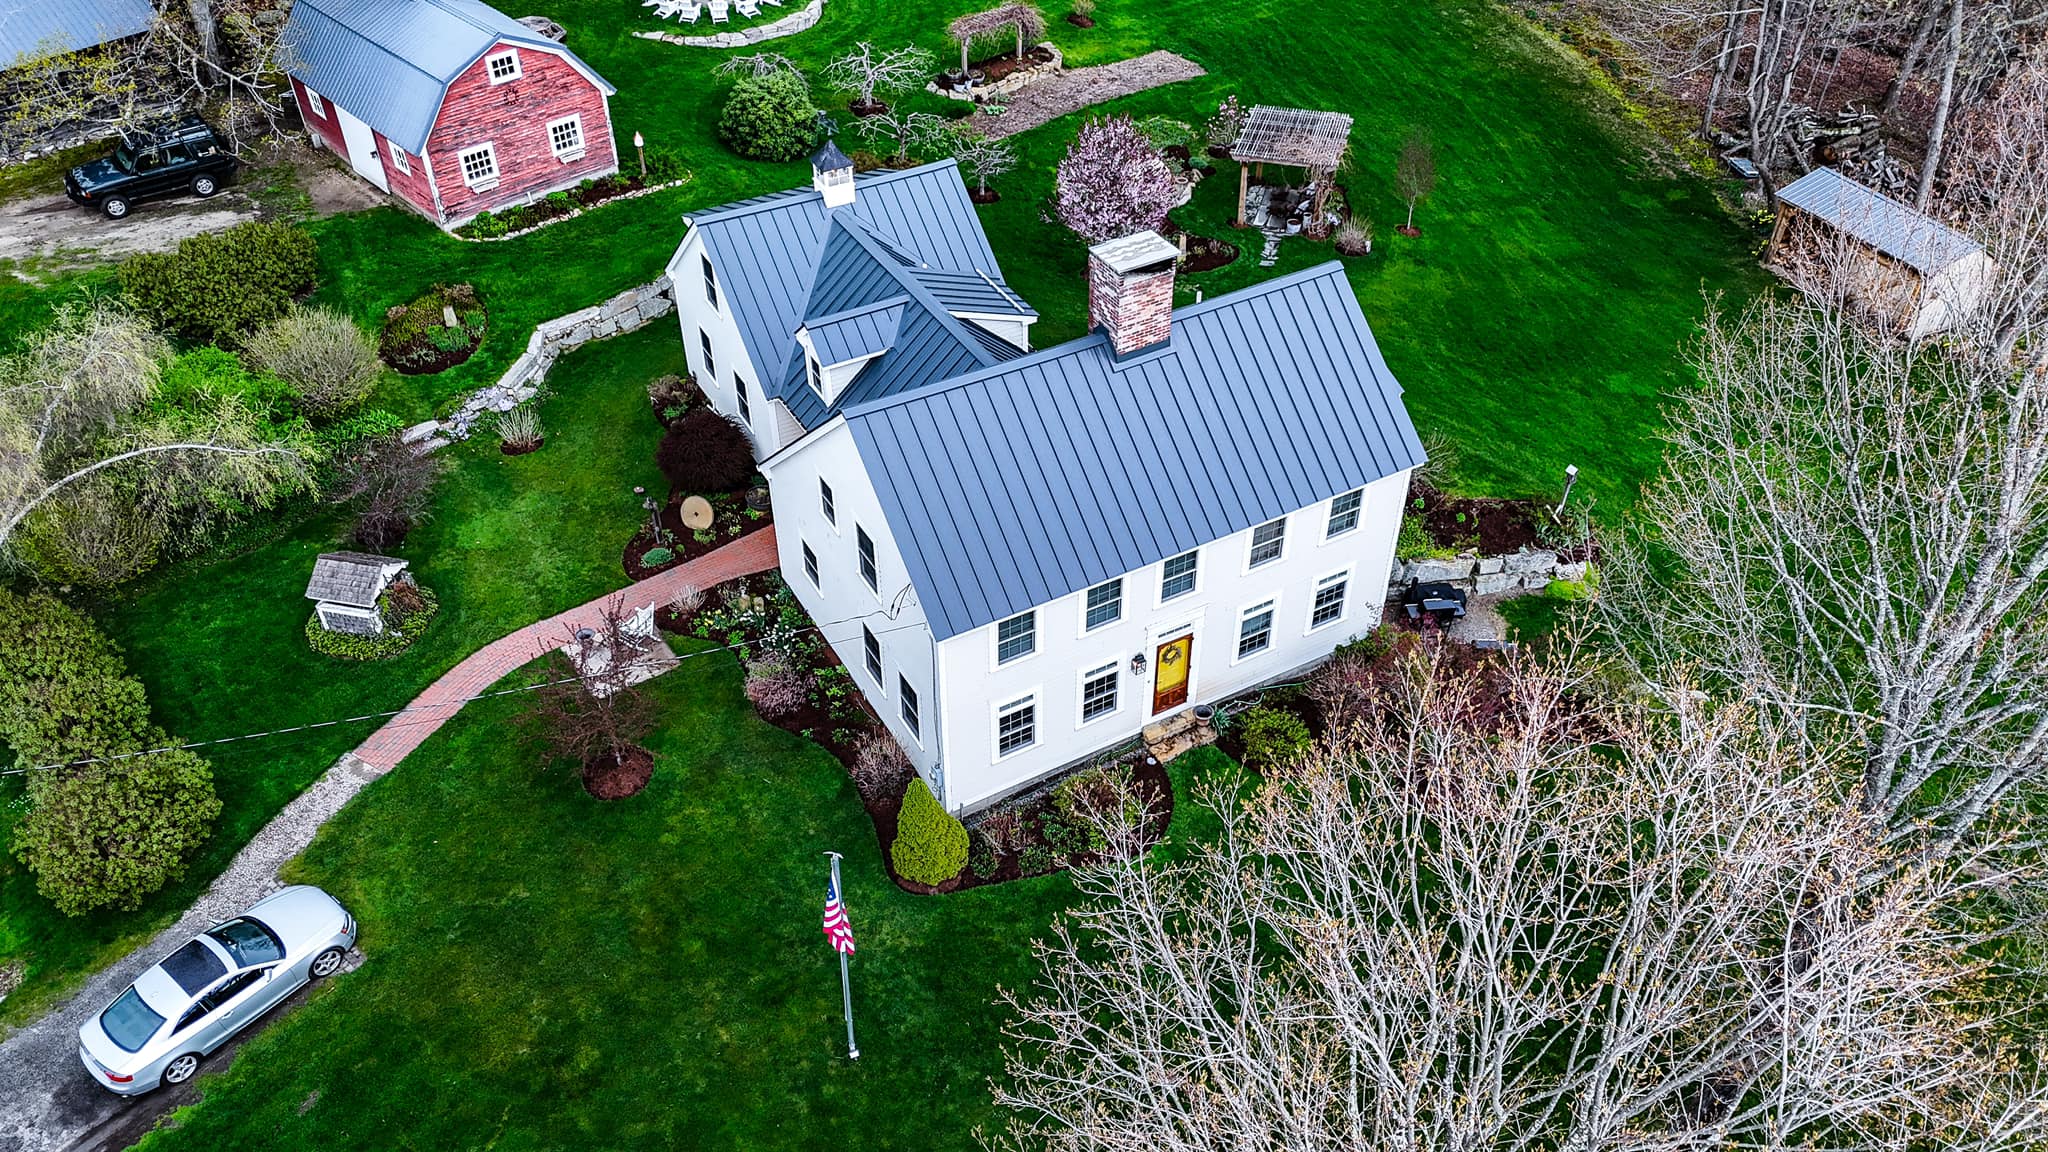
2;0;1759;1053
0;324;680;1025
130;653;1197;1150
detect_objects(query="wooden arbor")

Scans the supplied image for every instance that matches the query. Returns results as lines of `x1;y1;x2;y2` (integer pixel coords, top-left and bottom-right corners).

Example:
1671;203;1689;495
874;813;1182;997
1229;105;1353;231
947;3;1046;78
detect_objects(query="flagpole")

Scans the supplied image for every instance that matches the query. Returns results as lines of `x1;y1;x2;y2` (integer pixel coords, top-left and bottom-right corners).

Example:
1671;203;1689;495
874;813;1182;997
826;851;859;1060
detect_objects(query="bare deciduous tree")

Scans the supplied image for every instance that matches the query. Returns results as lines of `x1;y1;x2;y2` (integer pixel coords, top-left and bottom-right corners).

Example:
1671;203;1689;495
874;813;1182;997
527;598;661;775
825;41;936;112
0;299;308;566
995;642;2048;1152
326;432;445;551
852;109;949;163
945;127;1017;195
714;52;807;87
1395;127;1435;231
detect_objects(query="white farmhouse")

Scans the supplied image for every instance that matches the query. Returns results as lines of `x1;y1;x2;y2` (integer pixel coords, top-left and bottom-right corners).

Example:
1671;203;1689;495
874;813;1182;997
666;145;1423;814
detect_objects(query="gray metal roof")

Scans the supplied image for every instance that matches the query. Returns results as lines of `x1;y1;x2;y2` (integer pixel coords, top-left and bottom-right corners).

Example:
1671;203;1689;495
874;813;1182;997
690;161;1014;404
279;0;614;155
1778;167;1982;275
806;297;907;366
843;262;1424;641
305;552;406;607
1;0;153;66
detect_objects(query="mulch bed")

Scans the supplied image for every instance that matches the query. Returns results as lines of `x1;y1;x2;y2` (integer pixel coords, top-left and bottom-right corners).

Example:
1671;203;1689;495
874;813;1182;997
455;171;669;238
1164;227;1238;273
583;745;655;800
968;187;1001;204
623;492;772;581
500;438;544;457
935;45;1059;91
379;285;485;375
1066;12;1093;25
1410;482;1547;555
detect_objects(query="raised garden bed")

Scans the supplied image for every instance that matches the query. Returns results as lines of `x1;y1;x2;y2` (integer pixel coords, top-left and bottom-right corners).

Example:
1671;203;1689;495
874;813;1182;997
1407;482;1552;556
623;492;771;580
1172;229;1239;273
933;44;1060;93
455;167;685;239
379;284;485;375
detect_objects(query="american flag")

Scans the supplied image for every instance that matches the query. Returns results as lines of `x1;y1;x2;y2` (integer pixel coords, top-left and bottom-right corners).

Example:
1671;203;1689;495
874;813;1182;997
822;874;856;955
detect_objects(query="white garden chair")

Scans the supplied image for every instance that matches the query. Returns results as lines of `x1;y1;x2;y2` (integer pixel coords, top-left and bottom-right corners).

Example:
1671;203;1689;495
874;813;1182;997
651;0;682;17
710;0;729;22
735;0;760;16
760;0;783;7
676;0;702;19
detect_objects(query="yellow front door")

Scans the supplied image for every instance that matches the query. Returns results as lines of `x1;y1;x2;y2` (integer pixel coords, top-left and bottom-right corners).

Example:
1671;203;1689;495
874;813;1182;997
1152;634;1192;713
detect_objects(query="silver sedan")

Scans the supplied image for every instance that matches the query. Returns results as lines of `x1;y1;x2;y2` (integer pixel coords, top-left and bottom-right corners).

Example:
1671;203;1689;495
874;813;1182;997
77;885;357;1094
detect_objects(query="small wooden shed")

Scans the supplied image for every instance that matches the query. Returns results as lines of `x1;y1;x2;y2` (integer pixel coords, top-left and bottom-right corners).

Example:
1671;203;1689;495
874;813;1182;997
305;552;411;635
1767;168;1994;340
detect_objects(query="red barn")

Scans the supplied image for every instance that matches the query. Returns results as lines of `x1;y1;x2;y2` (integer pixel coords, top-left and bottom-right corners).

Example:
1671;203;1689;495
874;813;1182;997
280;0;619;228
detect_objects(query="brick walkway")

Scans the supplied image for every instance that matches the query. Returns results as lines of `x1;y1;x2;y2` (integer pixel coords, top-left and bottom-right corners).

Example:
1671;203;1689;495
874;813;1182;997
352;526;780;770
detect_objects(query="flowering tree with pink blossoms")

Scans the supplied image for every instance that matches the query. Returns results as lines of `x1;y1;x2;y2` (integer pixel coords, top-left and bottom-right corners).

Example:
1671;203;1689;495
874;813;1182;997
1053;115;1178;244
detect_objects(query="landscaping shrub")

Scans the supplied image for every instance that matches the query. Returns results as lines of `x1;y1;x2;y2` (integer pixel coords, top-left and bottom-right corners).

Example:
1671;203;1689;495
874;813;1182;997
0;588;221;915
744;659;808;719
10;481;167;588
640;545;674;568
1039;812;1092;858
968;833;1000;880
657;408;755;494
645;146;687;182
849;730;912;797
1016;844;1057;876
121;220;318;343
1334;218;1373;256
891;777;968;885
648;373;697;425
328;432;447;549
717;72;820;162
1049;762;1143;853
1240;705;1314;771
241;307;382;420
14;751;222;916
305;583;439;660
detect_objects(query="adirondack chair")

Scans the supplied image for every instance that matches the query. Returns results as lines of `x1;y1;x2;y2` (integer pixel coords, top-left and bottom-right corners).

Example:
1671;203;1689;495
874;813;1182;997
676;0;702;19
710;0;729;21
760;0;783;8
650;0;682;17
735;0;760;16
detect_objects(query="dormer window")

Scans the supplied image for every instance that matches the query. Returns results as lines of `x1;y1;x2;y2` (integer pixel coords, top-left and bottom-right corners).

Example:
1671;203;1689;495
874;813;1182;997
486;49;521;83
806;354;823;398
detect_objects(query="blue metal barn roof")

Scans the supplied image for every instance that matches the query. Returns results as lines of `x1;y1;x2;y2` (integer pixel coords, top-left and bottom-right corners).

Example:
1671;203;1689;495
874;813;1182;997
2;0;153;66
279;0;614;155
1778;167;1982;275
690;161;1018;414
843;261;1426;641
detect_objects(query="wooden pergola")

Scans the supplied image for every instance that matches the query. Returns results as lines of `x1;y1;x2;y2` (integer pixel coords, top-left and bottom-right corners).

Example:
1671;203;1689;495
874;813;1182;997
1229;105;1353;228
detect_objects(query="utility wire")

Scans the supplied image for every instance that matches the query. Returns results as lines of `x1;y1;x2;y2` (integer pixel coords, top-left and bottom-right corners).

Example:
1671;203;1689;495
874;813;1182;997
4;604;934;778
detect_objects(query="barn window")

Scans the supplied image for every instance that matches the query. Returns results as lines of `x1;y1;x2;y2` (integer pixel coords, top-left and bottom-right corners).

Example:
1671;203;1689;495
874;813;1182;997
386;143;410;175
547;115;584;162
303;88;325;117
486;49;521;83
458;144;498;190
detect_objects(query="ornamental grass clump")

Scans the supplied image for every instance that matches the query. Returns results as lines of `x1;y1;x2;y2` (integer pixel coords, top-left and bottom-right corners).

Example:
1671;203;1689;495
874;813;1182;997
241;307;382;420
891;777;968;885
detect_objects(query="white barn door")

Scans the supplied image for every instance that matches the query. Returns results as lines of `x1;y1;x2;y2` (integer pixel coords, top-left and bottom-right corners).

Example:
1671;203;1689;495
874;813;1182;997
334;106;389;192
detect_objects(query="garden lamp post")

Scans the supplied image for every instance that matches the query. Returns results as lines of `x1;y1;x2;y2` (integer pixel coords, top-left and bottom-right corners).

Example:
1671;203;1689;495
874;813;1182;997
634;131;646;178
634;486;661;539
1551;464;1580;522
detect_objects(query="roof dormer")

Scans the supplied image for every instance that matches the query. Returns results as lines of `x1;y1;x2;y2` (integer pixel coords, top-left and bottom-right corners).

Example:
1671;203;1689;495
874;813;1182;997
795;295;907;404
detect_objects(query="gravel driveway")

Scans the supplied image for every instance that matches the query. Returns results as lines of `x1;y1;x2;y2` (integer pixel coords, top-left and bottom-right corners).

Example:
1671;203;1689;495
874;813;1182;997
0;189;261;267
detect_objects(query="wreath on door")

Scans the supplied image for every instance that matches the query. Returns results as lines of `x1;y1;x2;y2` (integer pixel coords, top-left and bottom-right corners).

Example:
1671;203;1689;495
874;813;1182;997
1161;645;1183;665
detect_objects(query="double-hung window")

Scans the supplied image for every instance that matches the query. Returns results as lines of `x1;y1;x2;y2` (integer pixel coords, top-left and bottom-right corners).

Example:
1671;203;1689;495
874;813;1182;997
1248;517;1287;568
1161;550;1198;601
699;330;716;380
805;354;823;399
996;610;1036;664
734;374;751;426
458;143;498;190
819;478;836;525
900;677;920;738
801;541;819;587
547;115;584;162
1310;572;1349;629
856;526;878;591
1084;578;1123;631
486;49;521;83
1080;662;1119;722
1327;488;1364;538
702;255;718;309
996;696;1037;757
1238;599;1276;659
863;625;883;682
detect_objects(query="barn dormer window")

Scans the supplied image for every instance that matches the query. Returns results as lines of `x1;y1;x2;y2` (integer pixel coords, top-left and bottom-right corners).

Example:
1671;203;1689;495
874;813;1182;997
486;49;521;84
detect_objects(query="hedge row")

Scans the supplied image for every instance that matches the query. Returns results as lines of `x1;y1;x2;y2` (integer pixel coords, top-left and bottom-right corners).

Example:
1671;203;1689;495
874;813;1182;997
0;589;221;916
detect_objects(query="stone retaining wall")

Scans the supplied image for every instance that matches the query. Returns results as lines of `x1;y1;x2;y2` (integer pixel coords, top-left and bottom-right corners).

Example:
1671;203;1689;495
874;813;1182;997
633;0;823;47
406;279;674;448
926;43;1065;102
1389;547;1591;599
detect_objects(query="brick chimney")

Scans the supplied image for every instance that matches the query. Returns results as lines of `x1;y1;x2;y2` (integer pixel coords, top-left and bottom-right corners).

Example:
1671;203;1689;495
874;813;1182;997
1087;231;1179;358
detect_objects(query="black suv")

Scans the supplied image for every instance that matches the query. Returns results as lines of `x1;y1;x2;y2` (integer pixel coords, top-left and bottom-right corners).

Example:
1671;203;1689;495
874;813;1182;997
65;117;239;219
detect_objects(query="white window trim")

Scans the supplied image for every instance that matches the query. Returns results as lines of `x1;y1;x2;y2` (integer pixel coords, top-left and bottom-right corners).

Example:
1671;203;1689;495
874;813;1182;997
1244;515;1289;573
993;609;1038;669
1075;659;1122;729
457;143;499;191
1233;596;1279;666
546;114;585;163
303;88;325;117
1081;577;1123;635
801;540;820;587
1325;488;1365;540
734;373;751;427
862;624;884;686
1157;547;1201;607
818;477;838;532
486;48;522;84
993;691;1041;761
386;142;410;175
898;675;923;746
856;524;879;594
1306;565;1354;634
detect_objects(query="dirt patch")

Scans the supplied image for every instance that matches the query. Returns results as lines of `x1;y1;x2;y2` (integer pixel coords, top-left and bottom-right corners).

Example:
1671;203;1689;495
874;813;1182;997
1410;483;1546;555
0;190;258;269
296;150;389;216
582;745;655;799
500;437;545;456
